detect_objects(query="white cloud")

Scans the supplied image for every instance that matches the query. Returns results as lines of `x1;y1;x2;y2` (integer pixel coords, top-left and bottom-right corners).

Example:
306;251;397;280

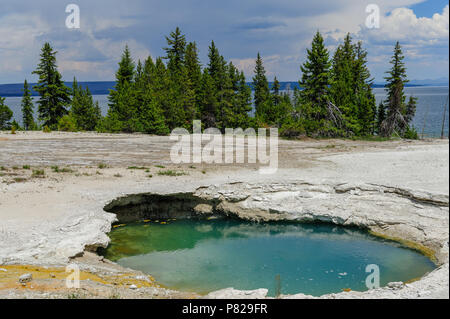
363;5;449;45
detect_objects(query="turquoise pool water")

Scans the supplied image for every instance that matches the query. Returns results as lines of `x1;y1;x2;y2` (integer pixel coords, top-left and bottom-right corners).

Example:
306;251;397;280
102;219;435;296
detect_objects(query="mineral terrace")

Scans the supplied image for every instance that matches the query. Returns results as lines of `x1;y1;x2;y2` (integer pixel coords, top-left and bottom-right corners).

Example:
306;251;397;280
0;131;448;299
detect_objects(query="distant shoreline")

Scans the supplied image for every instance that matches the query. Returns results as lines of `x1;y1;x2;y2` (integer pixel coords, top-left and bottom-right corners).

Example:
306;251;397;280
1;81;448;97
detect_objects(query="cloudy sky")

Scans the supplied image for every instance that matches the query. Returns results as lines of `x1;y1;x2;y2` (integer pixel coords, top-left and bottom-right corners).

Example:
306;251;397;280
0;0;448;84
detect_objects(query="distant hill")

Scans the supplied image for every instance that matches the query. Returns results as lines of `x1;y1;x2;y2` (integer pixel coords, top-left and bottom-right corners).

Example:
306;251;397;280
0;81;115;97
408;77;449;87
1;79;447;97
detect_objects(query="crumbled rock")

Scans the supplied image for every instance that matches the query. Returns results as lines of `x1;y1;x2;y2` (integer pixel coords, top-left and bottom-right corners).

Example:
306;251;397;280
387;282;404;289
205;288;268;299
18;273;33;283
193;204;213;215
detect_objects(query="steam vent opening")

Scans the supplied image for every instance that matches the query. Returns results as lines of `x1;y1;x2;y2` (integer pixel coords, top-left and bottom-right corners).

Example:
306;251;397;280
102;193;436;297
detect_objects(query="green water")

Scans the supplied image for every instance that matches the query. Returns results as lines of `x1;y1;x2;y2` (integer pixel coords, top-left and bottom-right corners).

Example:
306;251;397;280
102;219;435;296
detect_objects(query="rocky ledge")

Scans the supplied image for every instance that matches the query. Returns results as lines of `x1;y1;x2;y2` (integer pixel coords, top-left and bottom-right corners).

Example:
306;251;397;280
1;180;448;299
191;181;448;299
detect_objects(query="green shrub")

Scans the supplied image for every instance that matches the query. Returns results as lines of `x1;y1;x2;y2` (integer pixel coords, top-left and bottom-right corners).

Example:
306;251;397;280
57;115;78;132
32;169;45;177
98;163;108;169
43;125;51;133
51;166;74;173
0;98;13;130
157;170;187;176
403;126;419;140
280;120;306;139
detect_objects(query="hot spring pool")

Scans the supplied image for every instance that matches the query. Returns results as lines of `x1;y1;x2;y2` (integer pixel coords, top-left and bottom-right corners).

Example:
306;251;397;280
102;219;435;296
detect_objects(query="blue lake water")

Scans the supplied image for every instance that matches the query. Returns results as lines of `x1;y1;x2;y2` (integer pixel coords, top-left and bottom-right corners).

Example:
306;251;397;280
4;86;448;137
102;219;435;297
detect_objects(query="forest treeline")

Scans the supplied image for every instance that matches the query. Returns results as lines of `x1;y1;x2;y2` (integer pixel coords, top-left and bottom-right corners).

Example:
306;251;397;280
0;28;418;139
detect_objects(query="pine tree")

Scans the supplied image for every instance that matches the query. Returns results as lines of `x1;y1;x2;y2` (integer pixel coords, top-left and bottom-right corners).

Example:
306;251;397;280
207;41;223;89
376;102;386;134
329;34;375;136
116;45;135;85
354;41;376;135
0;97;13;130
184;42;202;124
163;28;187;129
272;77;281;106
143;56;155;86
32;42;71;129
205;41;233;130
330;34;357;132
405;96;417;124
380;42;413;137
104;45;137;132
199;70;218;128
252;53;270;122
233;71;252;128
299;31;331;126
71;78;102;131
21;80;35;130
133;59;169;134
164;27;186;75
271;78;293;128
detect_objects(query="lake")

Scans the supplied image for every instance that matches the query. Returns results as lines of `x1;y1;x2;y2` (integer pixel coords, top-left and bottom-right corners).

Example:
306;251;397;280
3;86;448;137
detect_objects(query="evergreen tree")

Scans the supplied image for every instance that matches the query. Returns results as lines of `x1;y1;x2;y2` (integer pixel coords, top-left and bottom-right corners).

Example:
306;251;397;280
207;41;223;89
164;27;186;75
32;42;71;129
71;78;102;131
268;76;289;126
104;45;137;132
274;83;293;128
199;70;218;128
330;34;357;132
216;61;235;131
252;53;270;122
205;41;234;130
405;96;417;124
0;97;13;130
329;34;375;135
133;59;169;134
380;42;414;137
151;57;171;128
21;80;35;130
163;28;187;129
142;56;156;86
272;77;281;106
376;102;386;134
184;42;202;124
353;41;376;135
298;31;331;127
115;45;135;85
233;71;252;128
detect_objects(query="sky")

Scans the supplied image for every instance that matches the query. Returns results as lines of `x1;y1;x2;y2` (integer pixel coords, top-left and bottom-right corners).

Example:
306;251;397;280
0;0;448;84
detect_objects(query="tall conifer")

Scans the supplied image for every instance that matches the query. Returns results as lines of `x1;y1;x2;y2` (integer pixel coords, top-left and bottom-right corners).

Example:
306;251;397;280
32;42;71;128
